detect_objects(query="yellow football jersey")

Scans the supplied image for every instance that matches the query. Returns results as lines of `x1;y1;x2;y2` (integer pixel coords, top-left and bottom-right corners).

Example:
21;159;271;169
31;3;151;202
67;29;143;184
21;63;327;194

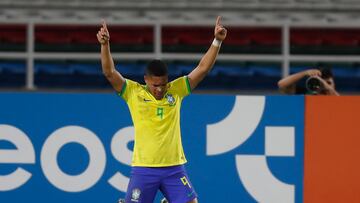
118;76;191;167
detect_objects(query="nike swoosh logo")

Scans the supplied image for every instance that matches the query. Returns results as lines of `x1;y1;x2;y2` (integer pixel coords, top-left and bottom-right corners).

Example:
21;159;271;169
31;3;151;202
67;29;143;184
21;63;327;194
143;98;151;102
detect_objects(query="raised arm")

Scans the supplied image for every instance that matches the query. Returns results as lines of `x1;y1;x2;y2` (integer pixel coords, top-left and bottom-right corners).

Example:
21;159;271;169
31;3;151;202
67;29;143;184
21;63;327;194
97;20;125;92
187;16;227;90
277;69;321;94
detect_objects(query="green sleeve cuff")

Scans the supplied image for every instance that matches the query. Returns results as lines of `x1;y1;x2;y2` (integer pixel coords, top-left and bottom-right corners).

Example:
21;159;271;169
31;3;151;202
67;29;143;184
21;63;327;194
185;76;192;94
118;80;127;97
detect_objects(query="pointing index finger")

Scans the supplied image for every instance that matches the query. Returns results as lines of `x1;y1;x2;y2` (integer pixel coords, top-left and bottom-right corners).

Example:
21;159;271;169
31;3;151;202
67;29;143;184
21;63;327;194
216;16;221;26
102;20;108;31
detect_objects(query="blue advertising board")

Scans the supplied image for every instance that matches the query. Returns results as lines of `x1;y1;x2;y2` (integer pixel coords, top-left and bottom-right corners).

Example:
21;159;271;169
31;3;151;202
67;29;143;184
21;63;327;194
0;93;304;203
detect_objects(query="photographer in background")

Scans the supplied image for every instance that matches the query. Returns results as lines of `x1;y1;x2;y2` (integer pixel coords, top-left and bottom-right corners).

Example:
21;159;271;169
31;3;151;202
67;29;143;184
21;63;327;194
277;67;340;95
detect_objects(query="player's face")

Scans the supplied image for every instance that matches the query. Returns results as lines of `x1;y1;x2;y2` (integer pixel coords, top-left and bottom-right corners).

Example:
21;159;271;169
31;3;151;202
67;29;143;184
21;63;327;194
144;75;168;100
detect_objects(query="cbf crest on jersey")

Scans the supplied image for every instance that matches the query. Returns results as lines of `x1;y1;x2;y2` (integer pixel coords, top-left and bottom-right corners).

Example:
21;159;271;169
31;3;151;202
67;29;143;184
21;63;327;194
131;188;141;202
166;94;175;105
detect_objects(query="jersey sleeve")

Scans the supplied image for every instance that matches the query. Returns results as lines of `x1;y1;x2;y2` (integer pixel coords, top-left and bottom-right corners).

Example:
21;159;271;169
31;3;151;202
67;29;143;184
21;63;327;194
169;76;192;98
117;79;139;102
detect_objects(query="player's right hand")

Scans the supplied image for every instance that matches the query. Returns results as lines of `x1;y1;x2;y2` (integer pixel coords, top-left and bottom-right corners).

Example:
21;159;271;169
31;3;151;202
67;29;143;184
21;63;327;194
97;20;110;45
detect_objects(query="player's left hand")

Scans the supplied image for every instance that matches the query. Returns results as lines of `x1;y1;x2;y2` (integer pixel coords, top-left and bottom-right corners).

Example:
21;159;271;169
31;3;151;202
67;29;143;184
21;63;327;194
214;16;227;41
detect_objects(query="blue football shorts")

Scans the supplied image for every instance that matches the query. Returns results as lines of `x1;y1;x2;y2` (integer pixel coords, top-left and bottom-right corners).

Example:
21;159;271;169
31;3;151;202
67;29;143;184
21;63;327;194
125;165;197;203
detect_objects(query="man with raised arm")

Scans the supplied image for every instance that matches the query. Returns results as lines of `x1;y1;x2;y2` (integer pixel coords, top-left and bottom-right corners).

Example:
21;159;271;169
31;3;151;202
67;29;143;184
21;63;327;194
97;16;227;203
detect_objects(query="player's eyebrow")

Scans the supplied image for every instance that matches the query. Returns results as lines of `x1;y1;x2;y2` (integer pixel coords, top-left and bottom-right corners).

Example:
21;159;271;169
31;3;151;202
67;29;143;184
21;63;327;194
153;83;167;87
152;82;167;86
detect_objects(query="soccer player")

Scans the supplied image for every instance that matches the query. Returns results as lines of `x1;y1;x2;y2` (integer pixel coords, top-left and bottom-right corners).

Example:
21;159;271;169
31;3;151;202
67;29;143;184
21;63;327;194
97;16;227;203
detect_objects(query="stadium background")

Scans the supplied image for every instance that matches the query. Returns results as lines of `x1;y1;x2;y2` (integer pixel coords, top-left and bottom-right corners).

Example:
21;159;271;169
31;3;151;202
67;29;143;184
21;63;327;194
1;0;360;202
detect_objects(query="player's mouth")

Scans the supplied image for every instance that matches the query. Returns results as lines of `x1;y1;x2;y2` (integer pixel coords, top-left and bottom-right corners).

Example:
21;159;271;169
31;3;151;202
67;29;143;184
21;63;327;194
155;93;164;99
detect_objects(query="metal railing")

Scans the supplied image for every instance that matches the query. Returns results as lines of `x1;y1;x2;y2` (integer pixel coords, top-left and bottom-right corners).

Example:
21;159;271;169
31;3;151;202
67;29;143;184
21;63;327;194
1;18;360;89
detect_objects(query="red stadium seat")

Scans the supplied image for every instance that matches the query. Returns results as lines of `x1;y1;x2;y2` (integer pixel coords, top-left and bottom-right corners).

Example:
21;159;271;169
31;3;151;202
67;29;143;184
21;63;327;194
225;37;252;46
291;30;323;46
291;28;360;46
35;25;153;45
321;30;358;46
0;25;26;44
110;26;153;44
36;32;72;44
162;26;213;45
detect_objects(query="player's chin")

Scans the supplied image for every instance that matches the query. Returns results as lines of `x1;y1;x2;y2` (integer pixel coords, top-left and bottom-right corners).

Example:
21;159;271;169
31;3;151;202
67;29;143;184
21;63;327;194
155;94;164;100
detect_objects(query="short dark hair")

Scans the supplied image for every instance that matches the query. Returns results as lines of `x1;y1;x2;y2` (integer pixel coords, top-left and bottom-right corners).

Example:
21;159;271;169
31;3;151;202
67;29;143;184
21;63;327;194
318;67;334;79
145;59;168;76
